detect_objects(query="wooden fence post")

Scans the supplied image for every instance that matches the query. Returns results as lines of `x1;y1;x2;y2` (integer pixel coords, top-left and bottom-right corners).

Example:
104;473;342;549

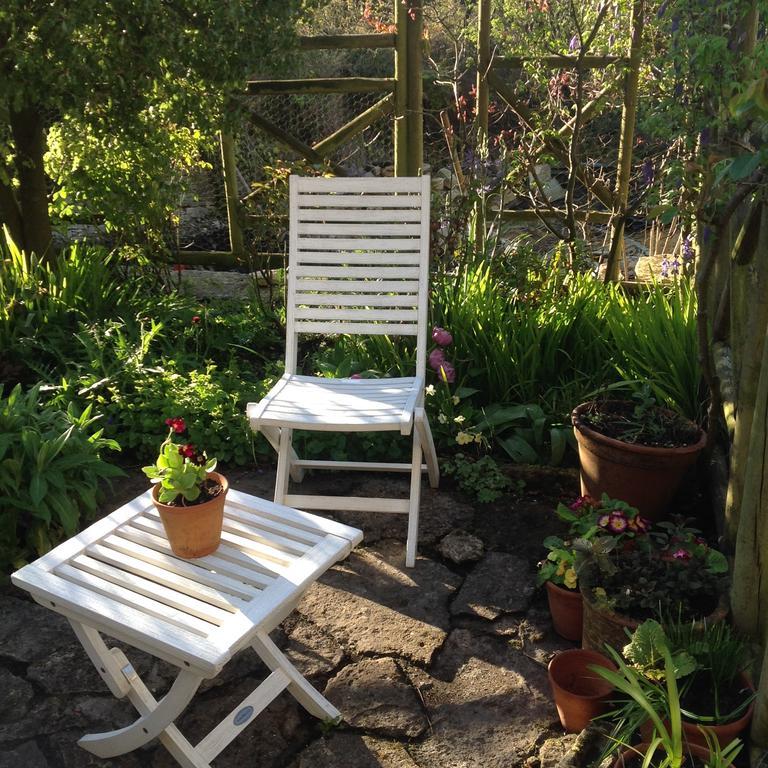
394;0;409;176
219;131;244;257
604;0;644;282
405;0;423;175
476;0;490;147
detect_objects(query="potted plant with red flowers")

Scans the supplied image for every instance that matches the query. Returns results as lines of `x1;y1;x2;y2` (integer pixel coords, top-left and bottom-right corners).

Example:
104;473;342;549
571;385;706;520
538;495;650;642
578;518;729;653
142;417;228;558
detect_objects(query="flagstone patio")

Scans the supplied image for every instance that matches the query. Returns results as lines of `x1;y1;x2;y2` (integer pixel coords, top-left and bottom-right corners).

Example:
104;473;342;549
0;466;583;768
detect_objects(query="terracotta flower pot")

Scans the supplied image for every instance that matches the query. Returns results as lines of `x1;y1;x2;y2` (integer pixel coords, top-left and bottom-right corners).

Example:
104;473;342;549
546;581;584;642
612;741;733;767
548;648;616;733
571;401;706;521
681;672;755;750
579;570;729;654
152;471;228;558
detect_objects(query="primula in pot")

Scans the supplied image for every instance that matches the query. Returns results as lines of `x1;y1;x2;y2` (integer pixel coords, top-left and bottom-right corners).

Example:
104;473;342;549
578;518;729;653
538;495;650;642
142;417;227;558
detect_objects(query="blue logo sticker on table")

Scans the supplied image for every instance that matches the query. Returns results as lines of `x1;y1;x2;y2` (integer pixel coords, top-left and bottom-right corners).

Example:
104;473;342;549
234;706;254;726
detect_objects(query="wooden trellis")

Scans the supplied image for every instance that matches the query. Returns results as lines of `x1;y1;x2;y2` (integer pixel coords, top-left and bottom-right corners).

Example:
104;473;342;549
177;1;425;269
475;0;645;279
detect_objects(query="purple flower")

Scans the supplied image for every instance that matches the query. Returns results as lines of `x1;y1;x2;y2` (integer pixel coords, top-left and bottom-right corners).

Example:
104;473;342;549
671;258;681;275
432;327;453;347
661;257;670;278
439;362;456;383
642;158;655;186
657;0;669;17
700;127;711;146
670;15;680;33
682;235;694;262
608;512;629;533
428;348;445;371
672;548;691;561
349;373;362;379
569;34;580;52
598;514;611;529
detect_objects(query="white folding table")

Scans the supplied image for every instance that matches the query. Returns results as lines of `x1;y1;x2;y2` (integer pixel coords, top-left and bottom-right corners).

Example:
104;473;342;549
12;487;363;767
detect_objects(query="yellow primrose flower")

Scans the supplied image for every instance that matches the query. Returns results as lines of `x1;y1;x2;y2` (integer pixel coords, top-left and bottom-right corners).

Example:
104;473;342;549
454;415;465;424
563;568;577;589
474;433;483;444
425;384;436;396
555;561;566;576
452;395;460;405
456;431;474;445
438;413;448;424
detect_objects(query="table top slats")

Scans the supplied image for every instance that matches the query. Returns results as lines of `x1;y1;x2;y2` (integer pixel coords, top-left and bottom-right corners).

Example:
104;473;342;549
129;515;292;572
113;525;276;589
70;553;236;625
223;502;324;546
143;507;310;559
12;488;363;676
55;563;216;637
92;538;256;605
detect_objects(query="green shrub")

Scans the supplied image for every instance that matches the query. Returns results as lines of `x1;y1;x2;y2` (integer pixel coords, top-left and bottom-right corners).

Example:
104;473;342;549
95;363;273;466
0;385;123;573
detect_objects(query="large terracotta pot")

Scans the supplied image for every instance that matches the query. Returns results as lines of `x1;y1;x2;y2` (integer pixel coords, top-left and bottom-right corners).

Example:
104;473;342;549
681;672;755;750
152;472;228;558
612;741;733;767
548;648;616;733
545;581;583;642
571;401;706;521
579;568;729;654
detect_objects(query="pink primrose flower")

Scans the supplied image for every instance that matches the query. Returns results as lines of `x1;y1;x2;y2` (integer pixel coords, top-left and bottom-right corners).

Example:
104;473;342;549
439;362;456;383
428;348;446;370
598;514;611;529
432;326;453;347
672;548;692;561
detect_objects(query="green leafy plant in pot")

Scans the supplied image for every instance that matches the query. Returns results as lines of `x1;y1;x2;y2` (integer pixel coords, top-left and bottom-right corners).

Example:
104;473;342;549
571;385;706;520
593;620;743;768
143;417;227;558
538;495;651;642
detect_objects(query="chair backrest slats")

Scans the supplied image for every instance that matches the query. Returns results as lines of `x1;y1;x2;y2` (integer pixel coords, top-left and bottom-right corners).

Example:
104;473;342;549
286;175;431;378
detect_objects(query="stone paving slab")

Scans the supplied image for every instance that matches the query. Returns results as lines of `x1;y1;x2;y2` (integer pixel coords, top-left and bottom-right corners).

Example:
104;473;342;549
298;540;462;665
0;468;579;767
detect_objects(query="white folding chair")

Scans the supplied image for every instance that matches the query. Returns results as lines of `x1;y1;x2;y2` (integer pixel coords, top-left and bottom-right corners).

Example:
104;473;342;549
247;175;440;568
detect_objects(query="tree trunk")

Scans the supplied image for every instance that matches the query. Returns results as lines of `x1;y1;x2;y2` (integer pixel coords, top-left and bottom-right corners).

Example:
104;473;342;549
9;105;52;259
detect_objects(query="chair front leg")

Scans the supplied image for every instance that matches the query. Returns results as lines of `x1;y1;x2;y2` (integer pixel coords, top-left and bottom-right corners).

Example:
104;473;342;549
274;427;294;505
406;426;424;568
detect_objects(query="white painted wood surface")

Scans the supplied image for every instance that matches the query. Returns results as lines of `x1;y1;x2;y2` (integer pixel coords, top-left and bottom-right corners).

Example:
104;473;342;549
248;175;440;568
11;487;363;768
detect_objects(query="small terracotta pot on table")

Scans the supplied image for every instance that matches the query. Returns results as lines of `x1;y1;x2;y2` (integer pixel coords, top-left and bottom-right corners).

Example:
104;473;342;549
152;471;228;559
